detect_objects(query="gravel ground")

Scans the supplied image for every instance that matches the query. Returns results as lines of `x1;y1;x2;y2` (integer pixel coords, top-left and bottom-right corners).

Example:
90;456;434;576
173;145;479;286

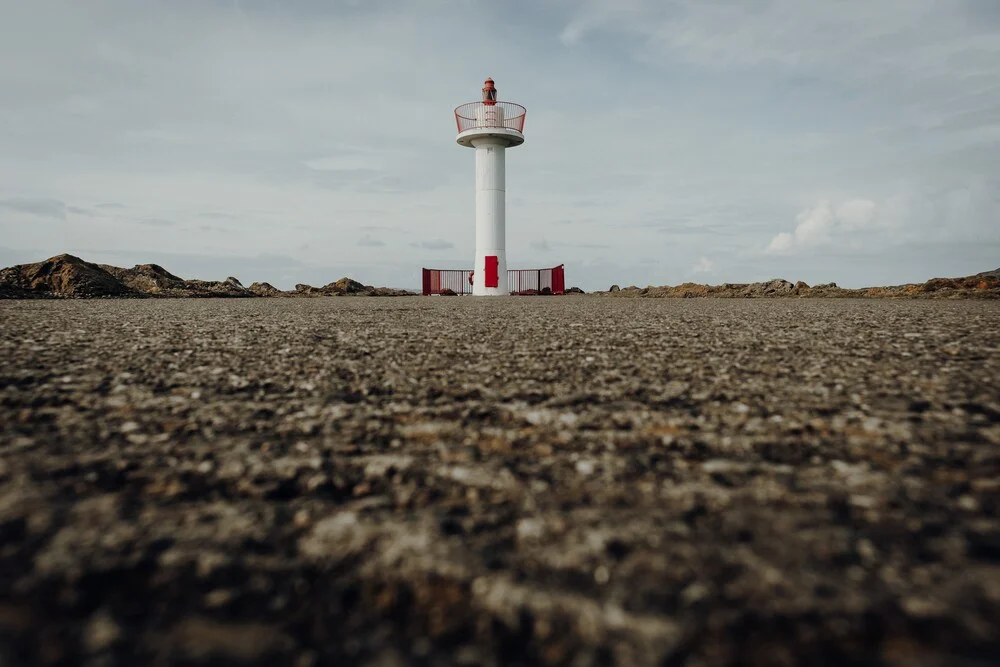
1;297;998;667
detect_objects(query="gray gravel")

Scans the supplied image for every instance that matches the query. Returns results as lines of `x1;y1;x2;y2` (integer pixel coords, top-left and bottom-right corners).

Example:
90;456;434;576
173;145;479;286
1;297;999;667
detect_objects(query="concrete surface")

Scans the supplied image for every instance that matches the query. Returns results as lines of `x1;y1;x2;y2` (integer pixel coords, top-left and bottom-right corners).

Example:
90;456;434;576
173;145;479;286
1;297;998;666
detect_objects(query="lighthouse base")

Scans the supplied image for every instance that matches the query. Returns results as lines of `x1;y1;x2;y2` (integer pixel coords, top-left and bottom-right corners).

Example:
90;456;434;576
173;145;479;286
471;252;508;296
471;137;509;296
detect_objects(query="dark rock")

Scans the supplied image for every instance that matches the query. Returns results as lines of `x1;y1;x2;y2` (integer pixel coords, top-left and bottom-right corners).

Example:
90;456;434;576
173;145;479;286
369;287;413;297
565;287;585;294
249;282;282;297
924;278;958;292
324;277;369;295
744;279;795;297
609;285;620;293
172;278;254;298
100;263;187;293
100;263;254;298
0;254;138;298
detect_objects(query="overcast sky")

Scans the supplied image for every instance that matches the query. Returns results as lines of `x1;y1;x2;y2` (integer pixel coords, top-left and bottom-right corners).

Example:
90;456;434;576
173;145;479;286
1;0;997;290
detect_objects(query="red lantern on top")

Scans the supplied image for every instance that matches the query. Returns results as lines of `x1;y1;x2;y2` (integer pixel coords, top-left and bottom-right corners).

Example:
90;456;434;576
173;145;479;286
482;77;497;106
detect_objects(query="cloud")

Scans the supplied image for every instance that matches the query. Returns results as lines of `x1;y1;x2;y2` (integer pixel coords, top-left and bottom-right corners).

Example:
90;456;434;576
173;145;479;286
835;200;876;230
766;181;999;257
136;218;175;227
767;199;876;254
0;197;67;219
358;234;385;247
692;256;714;274
412;239;454;250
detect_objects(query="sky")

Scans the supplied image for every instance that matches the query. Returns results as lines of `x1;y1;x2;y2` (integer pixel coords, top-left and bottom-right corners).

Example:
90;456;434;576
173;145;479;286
1;0;998;291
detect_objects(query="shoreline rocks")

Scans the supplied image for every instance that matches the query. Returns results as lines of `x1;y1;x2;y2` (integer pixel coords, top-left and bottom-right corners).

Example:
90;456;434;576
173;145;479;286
601;269;999;299
2;253;997;300
0;254;415;299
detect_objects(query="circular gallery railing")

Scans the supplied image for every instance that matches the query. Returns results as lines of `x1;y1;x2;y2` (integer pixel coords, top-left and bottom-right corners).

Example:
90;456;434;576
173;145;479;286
454;101;527;134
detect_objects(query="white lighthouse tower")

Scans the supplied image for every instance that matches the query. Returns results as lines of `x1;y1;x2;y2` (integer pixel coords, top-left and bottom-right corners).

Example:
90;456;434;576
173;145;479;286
455;78;526;296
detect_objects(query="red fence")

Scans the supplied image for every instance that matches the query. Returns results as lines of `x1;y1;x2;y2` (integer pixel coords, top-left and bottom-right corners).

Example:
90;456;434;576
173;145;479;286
422;265;565;296
508;265;566;295
454;101;527;134
422;268;474;295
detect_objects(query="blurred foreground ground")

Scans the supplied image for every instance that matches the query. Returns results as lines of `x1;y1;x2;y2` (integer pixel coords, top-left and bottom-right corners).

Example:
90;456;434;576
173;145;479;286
1;297;998;666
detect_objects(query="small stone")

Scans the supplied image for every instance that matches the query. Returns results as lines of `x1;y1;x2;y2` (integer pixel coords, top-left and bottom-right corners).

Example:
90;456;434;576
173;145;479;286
516;518;544;543
204;589;235;608
681;582;710;605
471;577;490;596
84;609;121;653
902;596;945;618
857;538;877;565
957;495;979;512
593;565;610;584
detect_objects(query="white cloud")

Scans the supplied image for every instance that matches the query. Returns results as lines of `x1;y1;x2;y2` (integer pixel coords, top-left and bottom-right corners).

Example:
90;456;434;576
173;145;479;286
767;199;877;254
692;256;714;274
835;199;877;230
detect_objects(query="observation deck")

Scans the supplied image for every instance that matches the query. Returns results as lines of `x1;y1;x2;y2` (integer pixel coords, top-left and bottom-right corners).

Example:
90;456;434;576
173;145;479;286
455;101;526;148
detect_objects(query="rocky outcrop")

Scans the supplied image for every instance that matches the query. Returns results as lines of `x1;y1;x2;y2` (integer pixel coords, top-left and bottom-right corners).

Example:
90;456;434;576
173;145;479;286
292;278;411;297
100;264;253;298
249;282;282;297
565;286;586;294
175;276;254;298
0;254;140;298
601;270;1000;299
1;254;414;299
328;277;368;295
100;263;187;293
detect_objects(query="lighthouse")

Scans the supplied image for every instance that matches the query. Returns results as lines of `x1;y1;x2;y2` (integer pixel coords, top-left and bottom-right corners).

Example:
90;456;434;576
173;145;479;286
455;78;526;296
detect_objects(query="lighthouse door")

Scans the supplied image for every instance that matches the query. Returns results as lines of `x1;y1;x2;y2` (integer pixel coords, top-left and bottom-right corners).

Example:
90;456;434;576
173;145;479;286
484;256;499;288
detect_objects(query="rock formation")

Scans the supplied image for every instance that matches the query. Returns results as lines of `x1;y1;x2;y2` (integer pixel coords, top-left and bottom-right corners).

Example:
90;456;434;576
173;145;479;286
0;254;138;298
100;264;254;298
2;253;996;300
99;263;187;293
0;254;412;299
601;269;1000;299
292;278;411;297
249;282;282;297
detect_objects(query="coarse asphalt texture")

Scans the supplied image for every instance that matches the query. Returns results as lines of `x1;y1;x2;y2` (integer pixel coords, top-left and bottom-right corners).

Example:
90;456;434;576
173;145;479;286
1;296;998;667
